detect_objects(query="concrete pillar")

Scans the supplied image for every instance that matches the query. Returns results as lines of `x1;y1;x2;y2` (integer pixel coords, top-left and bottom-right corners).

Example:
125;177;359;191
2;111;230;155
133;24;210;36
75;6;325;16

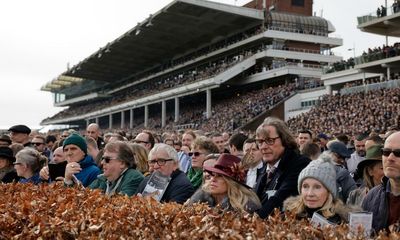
161;100;166;128
86;119;89;127
387;66;391;81
95;117;99;125
144;105;149;128
109;114;113;129
326;85;332;95
130;109;134;129
121;111;125;129
174;97;180;123
206;89;212;119
362;72;366;85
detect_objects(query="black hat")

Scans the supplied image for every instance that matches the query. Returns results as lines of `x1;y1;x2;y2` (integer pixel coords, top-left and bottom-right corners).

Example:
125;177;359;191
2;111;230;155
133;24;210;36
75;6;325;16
8;125;31;134
0;134;11;144
0;147;15;162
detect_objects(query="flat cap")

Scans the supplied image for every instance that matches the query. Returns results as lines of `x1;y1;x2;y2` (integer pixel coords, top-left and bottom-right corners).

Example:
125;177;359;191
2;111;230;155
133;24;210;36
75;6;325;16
8;125;31;134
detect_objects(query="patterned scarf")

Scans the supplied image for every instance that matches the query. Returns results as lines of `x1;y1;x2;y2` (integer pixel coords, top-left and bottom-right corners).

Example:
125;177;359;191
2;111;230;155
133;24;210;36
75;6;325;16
187;167;203;189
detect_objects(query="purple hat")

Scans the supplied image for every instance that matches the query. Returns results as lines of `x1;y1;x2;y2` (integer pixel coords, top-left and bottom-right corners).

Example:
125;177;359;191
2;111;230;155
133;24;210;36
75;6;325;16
203;153;248;187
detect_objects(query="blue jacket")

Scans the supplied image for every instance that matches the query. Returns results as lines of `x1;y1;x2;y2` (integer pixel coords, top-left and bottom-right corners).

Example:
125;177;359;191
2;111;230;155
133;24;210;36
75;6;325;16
75;155;101;187
19;173;41;185
362;177;391;232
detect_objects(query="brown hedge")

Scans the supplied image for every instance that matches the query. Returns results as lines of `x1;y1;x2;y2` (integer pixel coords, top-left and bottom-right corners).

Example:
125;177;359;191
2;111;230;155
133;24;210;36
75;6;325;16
0;183;398;239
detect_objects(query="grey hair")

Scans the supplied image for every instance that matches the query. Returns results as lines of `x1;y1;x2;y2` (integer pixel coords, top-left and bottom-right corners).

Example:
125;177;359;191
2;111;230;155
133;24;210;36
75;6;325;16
15;147;46;172
148;143;178;163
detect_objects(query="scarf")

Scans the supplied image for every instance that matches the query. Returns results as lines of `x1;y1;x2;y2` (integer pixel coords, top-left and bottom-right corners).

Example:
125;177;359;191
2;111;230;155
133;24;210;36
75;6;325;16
187;167;203;189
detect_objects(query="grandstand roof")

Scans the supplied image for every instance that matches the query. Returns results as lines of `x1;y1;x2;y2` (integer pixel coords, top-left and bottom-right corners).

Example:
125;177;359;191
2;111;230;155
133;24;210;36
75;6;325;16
42;0;263;92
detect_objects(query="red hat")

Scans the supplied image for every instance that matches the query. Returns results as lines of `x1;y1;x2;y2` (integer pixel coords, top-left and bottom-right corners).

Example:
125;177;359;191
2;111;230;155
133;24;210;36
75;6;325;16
203;153;248;187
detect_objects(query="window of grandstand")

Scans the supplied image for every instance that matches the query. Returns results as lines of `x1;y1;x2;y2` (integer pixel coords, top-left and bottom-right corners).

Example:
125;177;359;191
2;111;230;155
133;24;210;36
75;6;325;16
292;0;305;7
301;100;317;108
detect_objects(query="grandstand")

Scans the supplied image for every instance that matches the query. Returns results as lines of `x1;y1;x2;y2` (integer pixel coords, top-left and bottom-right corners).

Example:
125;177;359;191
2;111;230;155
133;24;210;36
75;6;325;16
288;1;400;135
40;0;343;132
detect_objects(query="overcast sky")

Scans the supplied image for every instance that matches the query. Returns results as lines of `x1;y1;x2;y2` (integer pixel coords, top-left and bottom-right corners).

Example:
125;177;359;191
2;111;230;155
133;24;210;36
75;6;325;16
0;0;398;129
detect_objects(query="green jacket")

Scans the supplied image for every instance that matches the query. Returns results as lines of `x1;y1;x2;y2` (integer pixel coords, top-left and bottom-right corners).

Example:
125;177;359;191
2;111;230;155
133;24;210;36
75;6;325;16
89;168;144;197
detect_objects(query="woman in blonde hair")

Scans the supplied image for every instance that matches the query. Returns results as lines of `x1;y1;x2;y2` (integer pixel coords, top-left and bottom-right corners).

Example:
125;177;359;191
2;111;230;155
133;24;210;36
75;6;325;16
128;143;150;176
284;153;356;224
188;154;261;213
14;148;46;184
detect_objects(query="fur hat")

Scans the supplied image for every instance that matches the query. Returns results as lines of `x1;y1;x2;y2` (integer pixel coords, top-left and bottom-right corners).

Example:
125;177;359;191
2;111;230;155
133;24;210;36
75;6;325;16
298;152;337;199
63;133;87;154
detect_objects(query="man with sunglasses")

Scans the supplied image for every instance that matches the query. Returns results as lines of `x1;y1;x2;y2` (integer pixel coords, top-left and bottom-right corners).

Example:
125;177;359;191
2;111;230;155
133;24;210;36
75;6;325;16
32;135;51;159
136;143;194;203
362;131;400;232
89;141;144;196
254;117;310;219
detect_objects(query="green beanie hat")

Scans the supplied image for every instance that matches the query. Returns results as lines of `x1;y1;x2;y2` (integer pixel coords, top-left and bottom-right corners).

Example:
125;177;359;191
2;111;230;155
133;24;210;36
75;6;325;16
63;133;87;155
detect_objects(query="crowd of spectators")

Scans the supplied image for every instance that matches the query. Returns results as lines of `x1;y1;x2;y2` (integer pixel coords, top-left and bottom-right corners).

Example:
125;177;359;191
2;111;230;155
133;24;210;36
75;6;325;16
288;87;400;136
358;43;400;64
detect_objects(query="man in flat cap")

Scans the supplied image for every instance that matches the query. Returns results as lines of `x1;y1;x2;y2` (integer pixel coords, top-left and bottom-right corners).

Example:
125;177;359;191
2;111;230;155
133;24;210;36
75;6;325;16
8;125;32;147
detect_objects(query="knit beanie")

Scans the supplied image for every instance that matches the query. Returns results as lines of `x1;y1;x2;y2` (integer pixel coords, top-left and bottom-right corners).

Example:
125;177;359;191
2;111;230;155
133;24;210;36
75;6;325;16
63;133;87;155
298;152;337;199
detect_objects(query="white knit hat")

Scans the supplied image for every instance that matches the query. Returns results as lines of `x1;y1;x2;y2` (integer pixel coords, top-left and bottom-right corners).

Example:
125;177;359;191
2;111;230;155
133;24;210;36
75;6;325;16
298;152;337;199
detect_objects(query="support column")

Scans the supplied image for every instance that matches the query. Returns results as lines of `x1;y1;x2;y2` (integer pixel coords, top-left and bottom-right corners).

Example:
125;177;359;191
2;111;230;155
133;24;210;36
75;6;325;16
95;117;99;125
387;66;391;81
144;105;149;128
206;89;212;119
130;109;134;129
121;111;125;129
86;119;89;127
174;97;180;123
161;100;166;128
362;72;366;85
109;114;113;129
326;85;332;95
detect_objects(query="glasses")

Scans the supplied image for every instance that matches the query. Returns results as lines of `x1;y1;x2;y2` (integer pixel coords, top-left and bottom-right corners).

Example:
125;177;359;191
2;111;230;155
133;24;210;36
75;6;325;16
148;158;173;166
32;142;44;146
188;152;204;157
61;135;69;138
101;156;118;163
13;162;22;166
381;148;400;157
255;137;280;146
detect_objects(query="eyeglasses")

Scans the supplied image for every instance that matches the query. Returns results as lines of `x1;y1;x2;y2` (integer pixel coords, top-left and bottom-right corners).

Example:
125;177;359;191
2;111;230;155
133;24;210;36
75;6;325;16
61;135;69;138
255;137;280;146
13;162;22;166
32;142;44;146
101;156;118;163
188;152;204;157
381;148;400;157
148;158;173;166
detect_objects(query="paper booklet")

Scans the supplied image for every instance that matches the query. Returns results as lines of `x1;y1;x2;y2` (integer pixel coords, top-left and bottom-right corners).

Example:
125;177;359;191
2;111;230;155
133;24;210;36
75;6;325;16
349;212;373;237
311;212;334;228
141;171;171;202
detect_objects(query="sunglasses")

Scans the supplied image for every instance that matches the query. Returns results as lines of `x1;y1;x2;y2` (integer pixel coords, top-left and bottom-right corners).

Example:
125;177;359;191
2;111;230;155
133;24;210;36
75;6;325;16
188;152;204;157
32;142;44;146
101;156;118;163
381;148;400;157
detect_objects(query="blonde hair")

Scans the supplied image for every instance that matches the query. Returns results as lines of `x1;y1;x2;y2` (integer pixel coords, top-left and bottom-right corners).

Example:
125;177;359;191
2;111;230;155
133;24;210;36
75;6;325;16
208;175;261;212
129;143;149;174
286;193;343;218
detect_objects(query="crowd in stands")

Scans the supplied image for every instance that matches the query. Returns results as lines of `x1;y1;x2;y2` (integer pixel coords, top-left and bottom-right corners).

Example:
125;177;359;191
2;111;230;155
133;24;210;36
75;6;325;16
288;87;400;136
2;113;400;235
358;43;400;64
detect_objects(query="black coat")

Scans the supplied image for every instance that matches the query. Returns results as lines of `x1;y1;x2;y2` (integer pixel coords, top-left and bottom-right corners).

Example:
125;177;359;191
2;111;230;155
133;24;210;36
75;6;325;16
362;176;391;232
255;148;310;218
136;169;195;204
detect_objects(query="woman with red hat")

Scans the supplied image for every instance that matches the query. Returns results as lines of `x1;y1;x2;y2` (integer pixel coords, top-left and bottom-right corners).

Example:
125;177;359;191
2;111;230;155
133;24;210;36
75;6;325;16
187;153;261;213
